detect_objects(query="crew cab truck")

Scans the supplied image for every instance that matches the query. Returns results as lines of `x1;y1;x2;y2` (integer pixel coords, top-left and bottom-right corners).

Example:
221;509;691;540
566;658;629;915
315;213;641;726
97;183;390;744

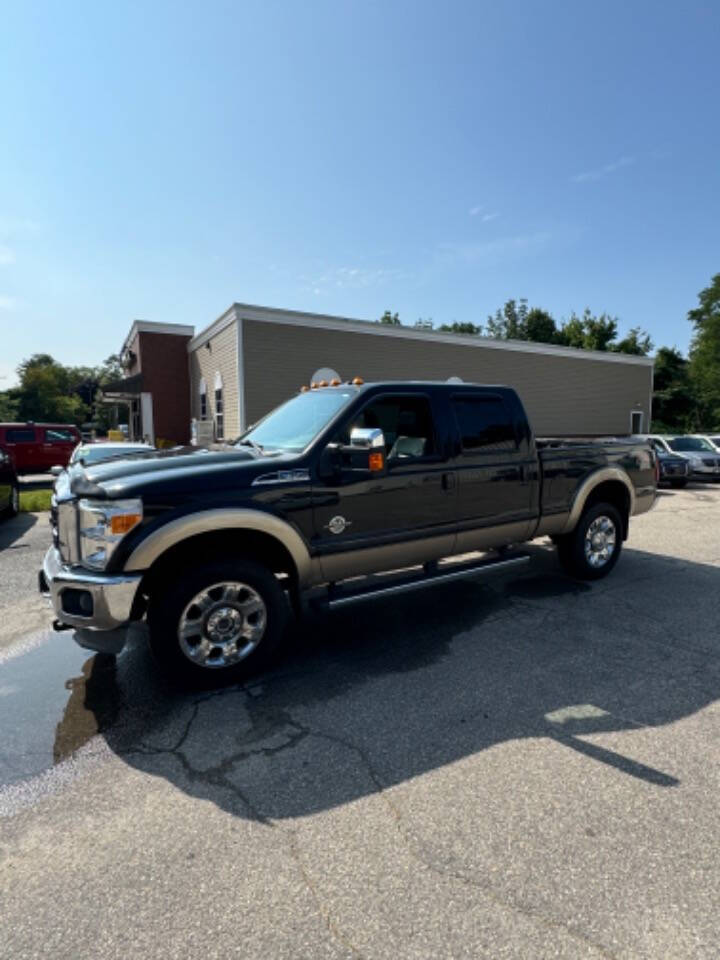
39;381;657;681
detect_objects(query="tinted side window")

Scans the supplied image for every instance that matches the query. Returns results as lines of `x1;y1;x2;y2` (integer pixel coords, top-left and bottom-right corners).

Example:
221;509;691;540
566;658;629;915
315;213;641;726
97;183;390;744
44;428;76;442
452;396;517;453
6;428;36;443
340;395;435;460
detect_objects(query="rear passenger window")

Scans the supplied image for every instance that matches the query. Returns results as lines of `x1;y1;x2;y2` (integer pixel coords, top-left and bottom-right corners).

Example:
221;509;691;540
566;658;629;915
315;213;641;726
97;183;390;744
6;429;36;443
44;429;76;442
452;396;517;453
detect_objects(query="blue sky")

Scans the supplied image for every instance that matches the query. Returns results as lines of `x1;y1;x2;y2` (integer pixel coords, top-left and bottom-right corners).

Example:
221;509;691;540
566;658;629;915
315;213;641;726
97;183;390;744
1;0;718;387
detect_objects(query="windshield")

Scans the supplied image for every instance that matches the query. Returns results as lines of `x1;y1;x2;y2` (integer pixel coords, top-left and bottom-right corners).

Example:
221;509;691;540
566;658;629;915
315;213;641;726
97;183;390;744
711;438;720;447
238;389;356;453
668;437;715;452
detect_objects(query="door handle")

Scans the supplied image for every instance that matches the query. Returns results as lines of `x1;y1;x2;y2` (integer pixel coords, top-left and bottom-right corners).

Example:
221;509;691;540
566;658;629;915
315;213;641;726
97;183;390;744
441;472;456;491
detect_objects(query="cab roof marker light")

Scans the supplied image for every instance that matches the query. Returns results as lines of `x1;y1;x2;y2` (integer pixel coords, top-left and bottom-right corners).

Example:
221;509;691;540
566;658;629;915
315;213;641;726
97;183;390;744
330;378;341;386
352;377;364;386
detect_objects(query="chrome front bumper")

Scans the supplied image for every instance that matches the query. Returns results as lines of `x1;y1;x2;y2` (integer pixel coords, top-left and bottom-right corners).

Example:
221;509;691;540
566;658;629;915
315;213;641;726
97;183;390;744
39;546;142;634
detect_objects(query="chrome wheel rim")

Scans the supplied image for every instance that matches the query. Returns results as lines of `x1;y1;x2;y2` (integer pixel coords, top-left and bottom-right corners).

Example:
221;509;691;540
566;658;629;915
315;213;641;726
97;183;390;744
584;515;616;568
178;581;267;669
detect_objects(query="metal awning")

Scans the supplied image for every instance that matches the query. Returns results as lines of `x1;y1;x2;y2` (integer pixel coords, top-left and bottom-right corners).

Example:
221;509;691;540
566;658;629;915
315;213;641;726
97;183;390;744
100;373;143;402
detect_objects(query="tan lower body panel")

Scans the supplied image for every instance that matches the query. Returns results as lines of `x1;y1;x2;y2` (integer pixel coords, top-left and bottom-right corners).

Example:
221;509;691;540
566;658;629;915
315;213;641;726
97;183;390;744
319;519;537;584
454;519;535;554
319;533;456;583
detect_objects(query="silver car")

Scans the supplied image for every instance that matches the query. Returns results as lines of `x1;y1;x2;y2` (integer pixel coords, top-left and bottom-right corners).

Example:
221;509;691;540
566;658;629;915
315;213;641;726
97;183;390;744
650;435;720;479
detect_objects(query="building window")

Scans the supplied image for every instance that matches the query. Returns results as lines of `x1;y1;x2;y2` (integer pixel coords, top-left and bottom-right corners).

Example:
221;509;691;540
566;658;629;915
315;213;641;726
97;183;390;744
214;372;224;440
199;379;207;420
630;410;643;434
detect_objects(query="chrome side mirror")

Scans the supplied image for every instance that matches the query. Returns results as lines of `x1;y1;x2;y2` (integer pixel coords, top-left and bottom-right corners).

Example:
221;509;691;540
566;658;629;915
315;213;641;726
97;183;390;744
50;465;64;476
350;426;385;450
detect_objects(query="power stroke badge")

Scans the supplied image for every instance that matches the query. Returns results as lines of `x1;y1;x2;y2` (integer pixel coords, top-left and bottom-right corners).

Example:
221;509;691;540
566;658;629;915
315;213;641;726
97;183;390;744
326;515;351;535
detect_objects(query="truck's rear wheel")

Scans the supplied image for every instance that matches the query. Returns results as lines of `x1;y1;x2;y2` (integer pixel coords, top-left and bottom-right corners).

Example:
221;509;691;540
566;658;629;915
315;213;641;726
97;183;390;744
556;502;623;581
147;558;289;682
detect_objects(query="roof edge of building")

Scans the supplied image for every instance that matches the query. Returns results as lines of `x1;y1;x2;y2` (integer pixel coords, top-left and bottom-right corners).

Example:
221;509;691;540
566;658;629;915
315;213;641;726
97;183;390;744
188;302;654;367
123;320;195;355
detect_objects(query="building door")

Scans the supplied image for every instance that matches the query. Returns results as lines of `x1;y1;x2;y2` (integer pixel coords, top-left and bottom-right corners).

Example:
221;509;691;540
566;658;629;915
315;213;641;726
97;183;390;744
630;410;643;434
313;391;457;581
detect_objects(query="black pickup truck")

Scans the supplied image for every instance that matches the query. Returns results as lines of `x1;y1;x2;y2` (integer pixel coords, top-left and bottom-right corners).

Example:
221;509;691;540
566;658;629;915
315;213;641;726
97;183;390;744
40;380;657;680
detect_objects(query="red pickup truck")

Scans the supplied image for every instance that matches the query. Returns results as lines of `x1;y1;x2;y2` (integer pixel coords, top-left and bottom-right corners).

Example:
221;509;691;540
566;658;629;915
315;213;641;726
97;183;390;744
0;423;80;475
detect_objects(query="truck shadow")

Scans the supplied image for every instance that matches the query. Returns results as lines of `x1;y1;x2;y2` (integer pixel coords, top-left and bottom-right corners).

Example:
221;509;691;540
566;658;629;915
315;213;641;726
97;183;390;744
55;544;720;820
0;512;37;551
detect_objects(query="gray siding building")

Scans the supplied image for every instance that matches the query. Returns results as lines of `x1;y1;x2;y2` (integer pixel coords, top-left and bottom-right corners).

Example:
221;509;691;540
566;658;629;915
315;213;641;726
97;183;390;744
187;303;653;439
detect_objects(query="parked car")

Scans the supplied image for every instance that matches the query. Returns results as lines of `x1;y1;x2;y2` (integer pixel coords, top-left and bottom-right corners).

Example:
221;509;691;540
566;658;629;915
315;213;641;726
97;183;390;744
693;434;720;453
0;447;19;519
645;435;720;479
51;441;156;475
0;423;81;475
40;379;657;682
656;449;690;488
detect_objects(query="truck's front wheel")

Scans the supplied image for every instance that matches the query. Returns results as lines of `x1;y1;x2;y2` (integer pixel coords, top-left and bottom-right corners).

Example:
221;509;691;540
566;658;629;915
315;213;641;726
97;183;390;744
556;502;623;581
147;559;289;682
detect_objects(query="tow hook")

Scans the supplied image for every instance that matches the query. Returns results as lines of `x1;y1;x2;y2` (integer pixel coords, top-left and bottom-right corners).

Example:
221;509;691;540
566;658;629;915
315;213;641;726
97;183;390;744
52;620;73;632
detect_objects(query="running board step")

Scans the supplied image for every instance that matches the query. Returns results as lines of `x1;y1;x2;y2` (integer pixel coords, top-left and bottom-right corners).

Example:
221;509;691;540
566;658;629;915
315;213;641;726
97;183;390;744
322;552;531;610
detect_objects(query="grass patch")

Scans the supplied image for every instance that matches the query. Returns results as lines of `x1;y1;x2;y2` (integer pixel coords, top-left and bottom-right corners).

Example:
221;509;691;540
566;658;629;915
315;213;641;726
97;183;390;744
19;489;53;512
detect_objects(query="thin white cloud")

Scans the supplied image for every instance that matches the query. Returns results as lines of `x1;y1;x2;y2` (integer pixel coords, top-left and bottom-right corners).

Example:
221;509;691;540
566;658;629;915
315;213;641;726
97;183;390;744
0;295;18;310
470;206;499;221
572;156;635;183
302;265;411;295
437;232;552;265
0;246;16;266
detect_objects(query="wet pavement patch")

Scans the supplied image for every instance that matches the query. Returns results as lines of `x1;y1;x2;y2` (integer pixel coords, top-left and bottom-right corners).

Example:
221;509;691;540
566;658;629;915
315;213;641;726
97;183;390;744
0;634;118;788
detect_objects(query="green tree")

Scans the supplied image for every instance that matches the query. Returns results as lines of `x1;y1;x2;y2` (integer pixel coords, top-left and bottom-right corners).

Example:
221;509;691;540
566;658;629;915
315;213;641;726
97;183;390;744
0;391;18;420
579;309;618;351
688;273;720;428
379;310;400;325
438;321;482;335
523;308;557;344
487;299;527;339
15;355;88;424
651;347;695;431
612;326;653;356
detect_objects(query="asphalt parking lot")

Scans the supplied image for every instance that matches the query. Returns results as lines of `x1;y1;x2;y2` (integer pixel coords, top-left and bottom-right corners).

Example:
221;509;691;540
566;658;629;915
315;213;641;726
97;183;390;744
2;485;720;959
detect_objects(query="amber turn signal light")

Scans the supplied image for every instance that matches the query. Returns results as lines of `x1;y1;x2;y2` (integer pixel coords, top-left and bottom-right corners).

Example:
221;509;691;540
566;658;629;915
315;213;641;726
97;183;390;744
369;452;384;472
110;514;142;536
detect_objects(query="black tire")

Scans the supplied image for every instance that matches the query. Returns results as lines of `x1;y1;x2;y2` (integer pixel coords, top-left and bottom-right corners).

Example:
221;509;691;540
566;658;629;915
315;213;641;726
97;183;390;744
669;479;688;489
5;483;19;518
147;558;290;683
556;502;623;581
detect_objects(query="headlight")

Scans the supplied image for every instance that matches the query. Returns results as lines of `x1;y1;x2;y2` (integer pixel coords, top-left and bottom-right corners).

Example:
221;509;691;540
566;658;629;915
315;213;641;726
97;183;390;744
689;456;703;467
79;499;143;570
